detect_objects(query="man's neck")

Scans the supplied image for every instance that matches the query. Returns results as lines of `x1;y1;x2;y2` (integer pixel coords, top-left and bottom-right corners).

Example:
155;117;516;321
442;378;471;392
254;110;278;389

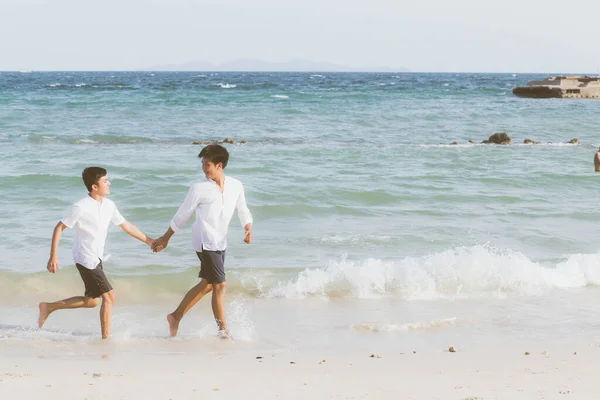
88;192;104;203
211;173;226;189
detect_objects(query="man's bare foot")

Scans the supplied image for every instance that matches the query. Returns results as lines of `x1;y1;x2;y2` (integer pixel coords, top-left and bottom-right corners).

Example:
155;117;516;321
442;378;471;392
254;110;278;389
167;313;179;337
38;303;50;328
217;329;232;340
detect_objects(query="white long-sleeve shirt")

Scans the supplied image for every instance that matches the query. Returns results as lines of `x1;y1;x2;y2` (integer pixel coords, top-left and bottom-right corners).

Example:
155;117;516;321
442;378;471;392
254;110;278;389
170;176;253;252
61;196;126;269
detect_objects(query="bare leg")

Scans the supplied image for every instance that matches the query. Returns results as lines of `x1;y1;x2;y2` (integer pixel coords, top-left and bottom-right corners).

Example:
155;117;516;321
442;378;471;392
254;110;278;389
38;296;100;328
167;279;212;337
211;282;229;338
100;291;115;339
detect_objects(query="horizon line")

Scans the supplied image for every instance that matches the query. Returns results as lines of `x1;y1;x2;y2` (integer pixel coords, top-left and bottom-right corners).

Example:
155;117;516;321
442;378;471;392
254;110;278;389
1;70;598;75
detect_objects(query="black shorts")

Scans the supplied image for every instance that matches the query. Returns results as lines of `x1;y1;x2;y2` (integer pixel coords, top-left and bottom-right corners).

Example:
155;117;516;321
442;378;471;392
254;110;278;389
76;261;113;299
196;250;226;284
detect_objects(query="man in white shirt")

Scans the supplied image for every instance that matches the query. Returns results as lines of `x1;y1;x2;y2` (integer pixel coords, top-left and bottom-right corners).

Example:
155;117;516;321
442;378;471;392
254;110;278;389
152;144;253;338
38;167;154;339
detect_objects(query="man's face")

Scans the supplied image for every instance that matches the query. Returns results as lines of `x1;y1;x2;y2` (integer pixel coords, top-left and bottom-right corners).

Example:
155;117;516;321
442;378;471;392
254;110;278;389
202;159;221;179
93;175;111;196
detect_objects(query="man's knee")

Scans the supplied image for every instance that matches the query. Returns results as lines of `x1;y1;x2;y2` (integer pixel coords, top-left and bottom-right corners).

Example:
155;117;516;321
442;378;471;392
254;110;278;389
213;282;227;294
101;290;115;305
84;297;100;308
199;279;214;294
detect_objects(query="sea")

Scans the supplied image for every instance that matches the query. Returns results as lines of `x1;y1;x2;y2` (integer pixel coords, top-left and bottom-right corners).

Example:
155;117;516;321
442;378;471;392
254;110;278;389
1;71;600;358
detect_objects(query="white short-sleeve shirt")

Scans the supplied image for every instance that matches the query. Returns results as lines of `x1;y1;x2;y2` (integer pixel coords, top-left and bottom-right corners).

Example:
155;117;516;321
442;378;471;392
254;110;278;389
61;196;126;269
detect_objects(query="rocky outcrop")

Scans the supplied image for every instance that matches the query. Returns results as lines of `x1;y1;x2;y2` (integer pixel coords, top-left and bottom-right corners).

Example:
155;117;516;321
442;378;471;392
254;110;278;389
523;138;541;144
192;138;248;145
192;140;218;145
449;134;581;146
486;132;511;145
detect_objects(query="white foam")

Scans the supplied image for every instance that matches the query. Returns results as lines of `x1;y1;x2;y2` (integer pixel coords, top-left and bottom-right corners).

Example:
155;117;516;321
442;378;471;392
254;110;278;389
261;246;600;300
320;234;394;244
265;255;394;299
217;83;236;89
226;297;255;341
271;95;289;99
351;318;457;332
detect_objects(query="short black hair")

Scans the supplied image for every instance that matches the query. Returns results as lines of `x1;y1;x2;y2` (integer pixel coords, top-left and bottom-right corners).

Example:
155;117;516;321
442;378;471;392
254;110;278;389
199;144;229;169
82;167;107;192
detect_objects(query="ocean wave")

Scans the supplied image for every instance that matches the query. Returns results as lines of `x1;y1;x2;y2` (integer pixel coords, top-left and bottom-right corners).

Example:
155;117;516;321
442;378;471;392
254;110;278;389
252;204;370;218
215;83;237;89
203;82;280;90
0;173;81;189
350;318;457;332
255;246;600;300
318;234;395;245
44;82;136;91
4;246;599;304
24;134;156;145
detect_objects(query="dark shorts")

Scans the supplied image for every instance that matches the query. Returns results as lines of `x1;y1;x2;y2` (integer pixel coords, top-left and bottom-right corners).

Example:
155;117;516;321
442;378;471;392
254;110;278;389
76;261;113;299
196;250;226;284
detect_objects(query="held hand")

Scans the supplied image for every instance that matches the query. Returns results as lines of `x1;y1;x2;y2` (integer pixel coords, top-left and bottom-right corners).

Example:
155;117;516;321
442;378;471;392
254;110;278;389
47;257;59;274
152;236;169;253
244;228;252;244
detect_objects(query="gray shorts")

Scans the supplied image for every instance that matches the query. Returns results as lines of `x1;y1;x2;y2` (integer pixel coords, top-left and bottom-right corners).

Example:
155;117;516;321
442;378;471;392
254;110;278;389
196;250;226;284
75;261;113;298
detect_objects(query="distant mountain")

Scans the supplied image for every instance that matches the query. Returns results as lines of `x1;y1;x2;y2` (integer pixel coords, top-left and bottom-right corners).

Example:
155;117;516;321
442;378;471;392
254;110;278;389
140;58;410;73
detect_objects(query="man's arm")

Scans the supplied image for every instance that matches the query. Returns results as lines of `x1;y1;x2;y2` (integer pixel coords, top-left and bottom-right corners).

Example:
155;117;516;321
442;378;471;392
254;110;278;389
119;221;154;247
152;185;200;252
152;227;175;252
236;184;253;244
47;222;67;274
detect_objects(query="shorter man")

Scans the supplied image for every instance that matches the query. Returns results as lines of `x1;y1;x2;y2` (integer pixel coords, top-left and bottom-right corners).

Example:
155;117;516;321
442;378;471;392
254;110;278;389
38;167;154;339
153;144;253;338
594;146;600;172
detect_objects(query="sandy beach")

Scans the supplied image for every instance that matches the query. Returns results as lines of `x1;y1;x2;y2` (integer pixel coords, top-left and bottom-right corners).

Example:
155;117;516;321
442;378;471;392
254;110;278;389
1;340;597;400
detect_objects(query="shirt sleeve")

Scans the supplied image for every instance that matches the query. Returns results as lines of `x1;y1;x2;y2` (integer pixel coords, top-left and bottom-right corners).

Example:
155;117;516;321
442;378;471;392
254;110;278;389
236;183;253;228
170;185;201;233
111;204;126;226
61;204;82;228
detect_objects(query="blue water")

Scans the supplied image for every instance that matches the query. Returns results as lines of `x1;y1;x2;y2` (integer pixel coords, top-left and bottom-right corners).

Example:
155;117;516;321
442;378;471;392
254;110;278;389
1;71;600;348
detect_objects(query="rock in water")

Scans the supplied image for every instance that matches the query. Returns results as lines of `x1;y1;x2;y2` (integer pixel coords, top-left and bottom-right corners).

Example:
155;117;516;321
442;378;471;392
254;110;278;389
488;132;511;144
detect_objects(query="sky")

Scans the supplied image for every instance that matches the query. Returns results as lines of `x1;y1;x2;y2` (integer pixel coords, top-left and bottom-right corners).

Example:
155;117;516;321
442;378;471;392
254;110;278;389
1;0;599;73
